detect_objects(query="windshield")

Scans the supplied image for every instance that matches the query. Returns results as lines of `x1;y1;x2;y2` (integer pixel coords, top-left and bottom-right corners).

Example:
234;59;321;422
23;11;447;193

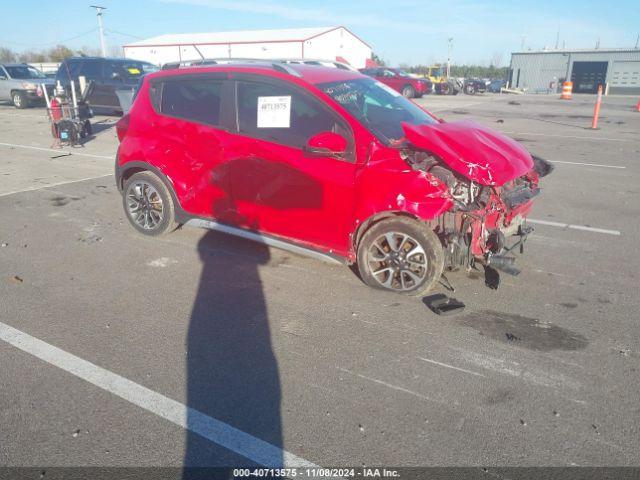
5;65;46;79
120;61;159;78
319;78;437;144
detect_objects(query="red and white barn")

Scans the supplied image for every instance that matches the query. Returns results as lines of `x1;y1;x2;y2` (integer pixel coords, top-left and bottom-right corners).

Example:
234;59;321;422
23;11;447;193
123;26;372;68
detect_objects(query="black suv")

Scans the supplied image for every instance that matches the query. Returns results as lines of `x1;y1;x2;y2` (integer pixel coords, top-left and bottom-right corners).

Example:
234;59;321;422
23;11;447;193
55;57;158;112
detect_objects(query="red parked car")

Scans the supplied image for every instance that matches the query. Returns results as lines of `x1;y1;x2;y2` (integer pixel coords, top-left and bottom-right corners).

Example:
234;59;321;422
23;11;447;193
115;61;551;295
359;67;432;98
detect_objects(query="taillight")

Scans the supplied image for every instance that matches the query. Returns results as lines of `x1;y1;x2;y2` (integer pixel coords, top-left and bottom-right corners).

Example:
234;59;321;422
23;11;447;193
116;114;130;142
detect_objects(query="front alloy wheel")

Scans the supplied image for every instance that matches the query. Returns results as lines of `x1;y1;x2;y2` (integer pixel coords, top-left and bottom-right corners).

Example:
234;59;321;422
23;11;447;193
367;232;428;291
12;91;27;109
357;217;444;295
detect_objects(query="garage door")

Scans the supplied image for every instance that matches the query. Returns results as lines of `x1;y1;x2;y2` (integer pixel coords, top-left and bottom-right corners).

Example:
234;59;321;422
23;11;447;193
571;61;608;94
609;61;640;95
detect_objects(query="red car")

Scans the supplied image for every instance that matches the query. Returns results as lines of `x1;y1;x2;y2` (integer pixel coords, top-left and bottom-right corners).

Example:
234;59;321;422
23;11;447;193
359;67;432;98
115;61;551;295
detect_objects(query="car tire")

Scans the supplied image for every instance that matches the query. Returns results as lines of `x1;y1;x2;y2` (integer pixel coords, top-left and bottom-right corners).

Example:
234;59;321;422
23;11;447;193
122;171;176;236
401;85;416;98
441;83;452;95
357;217;444;296
12;91;28;109
464;84;476;95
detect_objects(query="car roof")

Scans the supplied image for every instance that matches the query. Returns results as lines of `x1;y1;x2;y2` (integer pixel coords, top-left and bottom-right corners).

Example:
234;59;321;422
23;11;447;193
1;63;31;67
64;57;154;64
148;62;365;85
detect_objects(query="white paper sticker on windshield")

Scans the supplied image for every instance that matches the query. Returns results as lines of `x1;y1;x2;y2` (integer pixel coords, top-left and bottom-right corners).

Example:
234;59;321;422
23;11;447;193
376;81;402;97
257;96;291;128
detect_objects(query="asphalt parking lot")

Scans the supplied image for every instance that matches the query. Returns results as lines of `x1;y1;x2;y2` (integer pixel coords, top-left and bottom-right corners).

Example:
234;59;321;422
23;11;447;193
1;93;639;471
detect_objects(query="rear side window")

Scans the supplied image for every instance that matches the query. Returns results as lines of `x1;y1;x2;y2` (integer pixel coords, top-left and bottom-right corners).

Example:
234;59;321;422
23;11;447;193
161;78;222;125
79;61;102;80
236;81;342;150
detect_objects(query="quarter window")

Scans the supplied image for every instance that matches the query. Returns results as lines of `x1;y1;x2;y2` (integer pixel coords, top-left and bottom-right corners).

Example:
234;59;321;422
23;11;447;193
236;81;342;150
161;79;222;125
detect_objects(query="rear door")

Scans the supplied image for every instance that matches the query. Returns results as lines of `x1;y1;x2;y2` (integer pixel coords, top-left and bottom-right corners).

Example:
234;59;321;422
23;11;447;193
152;73;233;217
216;75;358;254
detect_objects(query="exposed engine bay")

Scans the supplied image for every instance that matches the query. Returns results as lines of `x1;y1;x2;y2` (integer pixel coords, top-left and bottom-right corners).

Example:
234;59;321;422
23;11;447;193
400;147;554;283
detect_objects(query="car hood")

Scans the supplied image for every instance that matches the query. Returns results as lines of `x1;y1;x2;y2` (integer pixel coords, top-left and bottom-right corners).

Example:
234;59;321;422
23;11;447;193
402;120;534;186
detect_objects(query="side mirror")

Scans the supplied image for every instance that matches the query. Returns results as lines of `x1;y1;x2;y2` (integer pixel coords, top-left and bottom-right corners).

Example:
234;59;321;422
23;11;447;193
303;131;347;159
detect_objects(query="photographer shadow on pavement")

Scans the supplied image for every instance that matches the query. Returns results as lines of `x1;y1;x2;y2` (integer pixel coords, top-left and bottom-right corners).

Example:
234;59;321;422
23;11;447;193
183;229;282;479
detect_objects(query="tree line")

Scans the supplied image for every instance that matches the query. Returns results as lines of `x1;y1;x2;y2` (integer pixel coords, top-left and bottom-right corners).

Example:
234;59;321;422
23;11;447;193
0;44;121;63
373;52;509;79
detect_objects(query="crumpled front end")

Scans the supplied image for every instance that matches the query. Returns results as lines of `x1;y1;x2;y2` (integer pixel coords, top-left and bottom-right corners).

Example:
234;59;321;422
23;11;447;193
401;141;553;281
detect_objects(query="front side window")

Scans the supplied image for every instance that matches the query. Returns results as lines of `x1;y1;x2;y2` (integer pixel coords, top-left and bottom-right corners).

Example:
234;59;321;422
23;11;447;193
161;78;222;125
236;81;344;150
57;61;81;81
319;77;437;144
4;65;46;79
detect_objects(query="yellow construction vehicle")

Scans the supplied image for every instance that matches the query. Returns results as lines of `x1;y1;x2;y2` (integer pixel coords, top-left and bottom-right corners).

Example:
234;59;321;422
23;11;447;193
423;64;460;95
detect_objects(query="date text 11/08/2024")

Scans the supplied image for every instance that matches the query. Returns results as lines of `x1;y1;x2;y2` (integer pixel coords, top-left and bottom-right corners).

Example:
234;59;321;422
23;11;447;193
232;468;401;477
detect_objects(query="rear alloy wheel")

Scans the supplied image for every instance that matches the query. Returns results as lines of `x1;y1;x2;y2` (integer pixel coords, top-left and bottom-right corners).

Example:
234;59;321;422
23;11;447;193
464;84;476;95
12;91;28;109
357;217;444;296
123;171;176;236
401;85;416;98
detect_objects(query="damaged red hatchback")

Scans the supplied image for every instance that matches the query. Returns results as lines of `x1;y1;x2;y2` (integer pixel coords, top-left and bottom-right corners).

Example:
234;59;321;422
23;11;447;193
115;61;551;295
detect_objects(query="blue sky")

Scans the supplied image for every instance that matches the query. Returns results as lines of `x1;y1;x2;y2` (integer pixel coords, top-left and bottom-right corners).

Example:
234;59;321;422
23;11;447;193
1;0;638;65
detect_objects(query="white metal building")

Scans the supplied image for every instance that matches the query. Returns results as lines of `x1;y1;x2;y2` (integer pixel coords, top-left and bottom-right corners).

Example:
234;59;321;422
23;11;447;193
510;48;640;95
123;26;372;69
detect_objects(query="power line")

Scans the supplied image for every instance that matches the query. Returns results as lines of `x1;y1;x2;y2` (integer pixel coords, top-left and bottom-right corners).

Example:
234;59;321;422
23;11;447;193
105;29;144;40
0;28;98;47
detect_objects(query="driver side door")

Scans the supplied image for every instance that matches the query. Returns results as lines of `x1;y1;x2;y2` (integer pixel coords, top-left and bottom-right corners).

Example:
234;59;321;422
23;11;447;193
213;76;358;255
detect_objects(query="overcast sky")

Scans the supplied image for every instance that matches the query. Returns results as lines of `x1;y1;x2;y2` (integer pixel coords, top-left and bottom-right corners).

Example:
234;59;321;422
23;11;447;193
2;0;638;65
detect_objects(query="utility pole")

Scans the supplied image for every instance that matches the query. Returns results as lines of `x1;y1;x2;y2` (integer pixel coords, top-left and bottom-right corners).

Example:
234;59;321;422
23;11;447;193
91;5;107;57
520;35;526;51
635;34;639;49
446;37;453;79
555;29;560;49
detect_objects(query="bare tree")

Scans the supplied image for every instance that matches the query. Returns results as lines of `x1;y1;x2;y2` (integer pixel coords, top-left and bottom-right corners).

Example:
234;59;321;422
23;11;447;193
0;47;16;62
371;52;386;66
108;44;123;58
18;50;47;63
77;45;102;57
48;45;74;62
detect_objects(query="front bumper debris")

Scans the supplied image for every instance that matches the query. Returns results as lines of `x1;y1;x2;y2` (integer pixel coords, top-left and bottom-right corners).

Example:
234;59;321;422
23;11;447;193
486;224;533;277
